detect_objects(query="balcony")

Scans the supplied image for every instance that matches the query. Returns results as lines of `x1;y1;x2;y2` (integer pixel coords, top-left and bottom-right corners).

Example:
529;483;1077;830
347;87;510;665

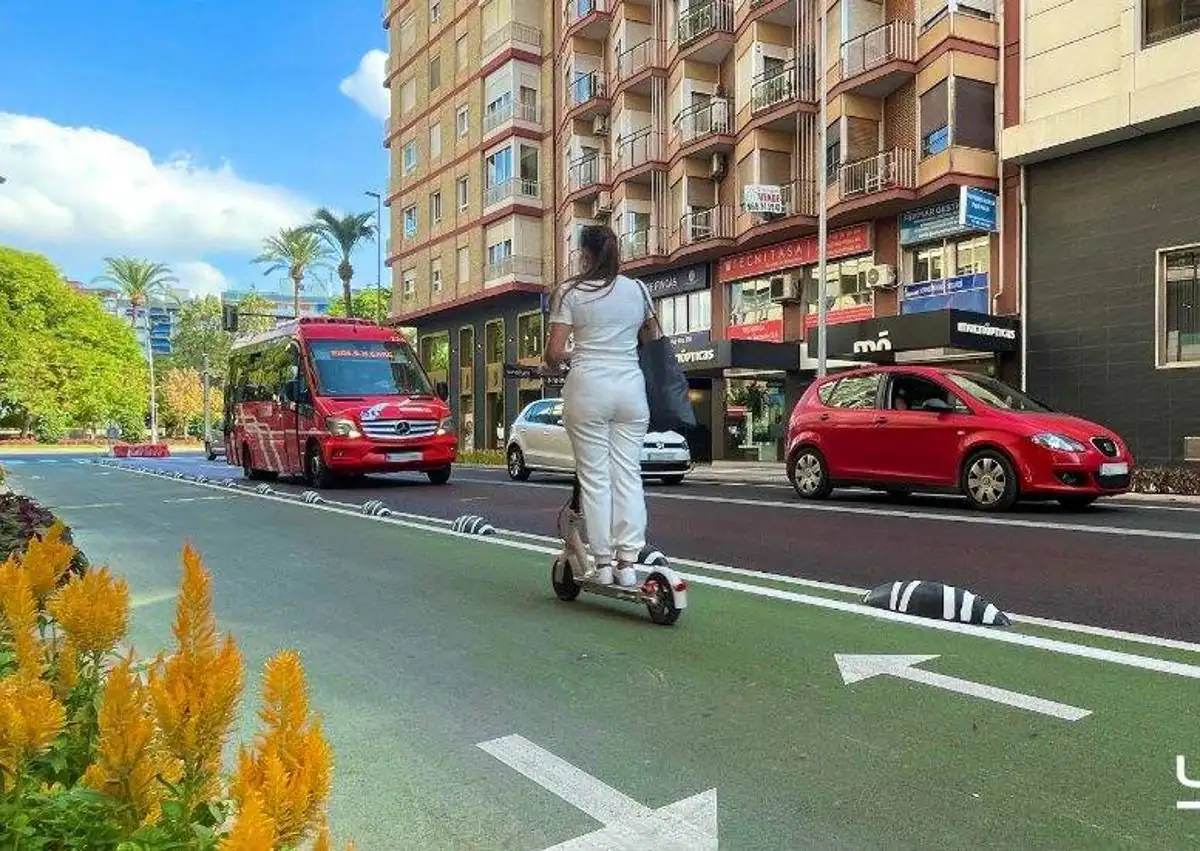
676;205;734;249
674;98;732;146
837;20;917;97
677;0;734;59
750;59;812;115
564;0;612;39
482;98;541;136
835;148;917;201
564;70;610;121
619;227;668;262
613;127;665;178
482;22;543;62
566;152;610;196
483;178;542;209
615;38;665;90
736;178;817;238
485;255;542;283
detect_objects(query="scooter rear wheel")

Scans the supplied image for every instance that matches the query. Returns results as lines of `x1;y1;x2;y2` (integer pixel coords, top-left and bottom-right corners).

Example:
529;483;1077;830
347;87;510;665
551;556;581;601
644;570;681;625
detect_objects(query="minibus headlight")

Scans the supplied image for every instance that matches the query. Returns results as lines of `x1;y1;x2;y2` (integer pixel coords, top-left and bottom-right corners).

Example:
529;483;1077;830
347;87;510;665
436;416;456;436
326;417;362;439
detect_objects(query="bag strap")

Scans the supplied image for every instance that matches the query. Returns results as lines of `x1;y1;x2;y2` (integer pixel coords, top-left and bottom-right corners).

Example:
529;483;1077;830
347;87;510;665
635;279;662;344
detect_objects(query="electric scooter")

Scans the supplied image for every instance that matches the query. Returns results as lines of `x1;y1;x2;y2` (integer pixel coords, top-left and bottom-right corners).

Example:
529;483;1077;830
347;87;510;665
550;475;689;625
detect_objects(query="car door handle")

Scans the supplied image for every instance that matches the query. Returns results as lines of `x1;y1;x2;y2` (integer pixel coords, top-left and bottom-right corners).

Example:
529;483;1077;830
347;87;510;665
819;414;830;421
873;416;887;425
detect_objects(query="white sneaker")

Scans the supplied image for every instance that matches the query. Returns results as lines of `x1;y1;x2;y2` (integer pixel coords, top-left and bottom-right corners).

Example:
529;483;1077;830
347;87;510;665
614;564;638;588
589;565;613;584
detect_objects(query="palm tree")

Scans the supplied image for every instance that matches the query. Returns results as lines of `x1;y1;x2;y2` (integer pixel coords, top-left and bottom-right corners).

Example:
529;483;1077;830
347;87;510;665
251;227;330;318
307;208;377;316
93;257;179;445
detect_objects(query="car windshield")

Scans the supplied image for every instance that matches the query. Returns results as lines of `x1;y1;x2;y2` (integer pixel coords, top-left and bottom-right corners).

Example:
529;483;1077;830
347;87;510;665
308;339;434;398
945;373;1052;413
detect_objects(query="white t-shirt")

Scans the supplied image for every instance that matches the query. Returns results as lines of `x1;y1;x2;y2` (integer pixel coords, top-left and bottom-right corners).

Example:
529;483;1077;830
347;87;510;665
549;274;650;369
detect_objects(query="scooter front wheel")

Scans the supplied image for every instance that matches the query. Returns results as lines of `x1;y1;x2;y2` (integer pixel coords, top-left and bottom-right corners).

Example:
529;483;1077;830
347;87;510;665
551;556;581;601
644;571;681;625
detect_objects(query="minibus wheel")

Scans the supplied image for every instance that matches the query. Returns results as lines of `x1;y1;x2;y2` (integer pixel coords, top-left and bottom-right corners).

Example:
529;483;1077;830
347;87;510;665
306;442;336;489
426;466;452;485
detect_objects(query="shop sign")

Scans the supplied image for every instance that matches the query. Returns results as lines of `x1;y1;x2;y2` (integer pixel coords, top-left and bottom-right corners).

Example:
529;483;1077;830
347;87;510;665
503;363;564;386
643;263;709;298
742;184;784;215
802;303;874;330
901;273;989;315
806;308;1020;359
668;329;711;349
959;187;998;232
727;319;784;343
899;188;999;246
718;223;872;282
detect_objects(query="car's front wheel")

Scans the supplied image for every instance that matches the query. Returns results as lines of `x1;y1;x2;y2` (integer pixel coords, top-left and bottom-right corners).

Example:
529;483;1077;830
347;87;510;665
961;449;1019;511
790;447;832;500
507;446;530;481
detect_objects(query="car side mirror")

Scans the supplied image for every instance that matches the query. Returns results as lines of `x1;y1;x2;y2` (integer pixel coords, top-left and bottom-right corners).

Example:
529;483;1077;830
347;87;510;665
435;381;449;401
922;398;952;412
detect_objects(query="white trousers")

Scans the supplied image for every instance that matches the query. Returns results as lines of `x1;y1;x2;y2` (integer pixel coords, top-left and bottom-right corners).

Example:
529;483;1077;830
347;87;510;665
563;363;649;566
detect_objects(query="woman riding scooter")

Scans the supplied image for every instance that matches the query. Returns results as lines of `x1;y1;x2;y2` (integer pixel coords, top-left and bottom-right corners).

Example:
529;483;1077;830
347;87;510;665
543;225;654;588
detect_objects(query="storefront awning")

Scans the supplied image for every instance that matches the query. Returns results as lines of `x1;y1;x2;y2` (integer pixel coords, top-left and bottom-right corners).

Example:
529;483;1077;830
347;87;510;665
804;308;1020;361
675;337;803;377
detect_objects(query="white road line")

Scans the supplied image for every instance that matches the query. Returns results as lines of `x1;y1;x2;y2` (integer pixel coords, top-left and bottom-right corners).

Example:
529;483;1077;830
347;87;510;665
52;502;124;510
98;465;1200;678
454;477;1200;542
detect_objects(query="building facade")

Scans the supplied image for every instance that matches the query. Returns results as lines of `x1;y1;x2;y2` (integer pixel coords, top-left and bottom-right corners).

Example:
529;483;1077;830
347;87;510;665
385;0;1013;459
78;285;189;357
1003;0;1200;464
222;289;332;318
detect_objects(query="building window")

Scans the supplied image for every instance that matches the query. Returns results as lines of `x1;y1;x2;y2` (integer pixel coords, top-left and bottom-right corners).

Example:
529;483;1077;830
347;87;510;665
517;312;544;359
825;121;840;185
403;205;417;238
430;0;441;22
457;176;469;210
913;245;945;283
400;15;416;51
656;290;711;336
400;79;416;115
920;80;949;157
429;55;441;90
402;268;415;300
403;140;418;173
1145;0;1200;45
457;246;470;283
486;239;512;271
728;279;783;328
430;122;442;159
456;34;469;71
954;78;996;151
456;105;469;137
1158;246;1200;366
429;191;442;224
802;256;874;316
955;236;990;275
431;260;443;292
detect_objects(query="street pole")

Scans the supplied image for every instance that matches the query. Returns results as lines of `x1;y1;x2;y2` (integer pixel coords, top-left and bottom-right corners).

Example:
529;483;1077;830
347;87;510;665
365;190;383;324
144;308;159;445
202;353;211;440
817;0;829;378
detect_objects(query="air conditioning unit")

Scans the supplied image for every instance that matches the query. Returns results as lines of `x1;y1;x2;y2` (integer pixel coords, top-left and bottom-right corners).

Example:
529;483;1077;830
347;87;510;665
866;264;896;289
709;152;727;179
593;114;609;135
592;193;612;217
769;273;799;302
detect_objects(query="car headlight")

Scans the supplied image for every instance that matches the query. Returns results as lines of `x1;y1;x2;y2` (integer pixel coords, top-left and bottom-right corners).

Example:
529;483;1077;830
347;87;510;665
326;417;362;439
1031;432;1087;453
436;415;456;436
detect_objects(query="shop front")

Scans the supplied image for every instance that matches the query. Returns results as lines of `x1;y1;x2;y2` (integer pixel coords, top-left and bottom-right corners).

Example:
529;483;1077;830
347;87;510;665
897;187;999;317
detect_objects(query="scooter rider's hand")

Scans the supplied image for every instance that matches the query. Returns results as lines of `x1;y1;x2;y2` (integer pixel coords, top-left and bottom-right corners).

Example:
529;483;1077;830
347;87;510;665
538;360;568;377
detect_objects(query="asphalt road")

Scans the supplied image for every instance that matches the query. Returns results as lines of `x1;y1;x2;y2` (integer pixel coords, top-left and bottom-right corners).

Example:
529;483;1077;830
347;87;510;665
51;453;1200;643
5;458;1199;850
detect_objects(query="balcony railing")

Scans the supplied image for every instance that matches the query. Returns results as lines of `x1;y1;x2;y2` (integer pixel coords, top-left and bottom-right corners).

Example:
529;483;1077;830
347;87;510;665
483;178;541;207
565;0;609;28
780;179;817;217
482;99;541;134
482;22;543;57
837;148;917;198
677;205;733;246
485;255;542;281
750;60;800;113
840;19;917;79
619;227;667;261
616;38;663;82
674;98;731;143
614;127;664;171
567;153;610;190
565;70;607;107
678;0;734;46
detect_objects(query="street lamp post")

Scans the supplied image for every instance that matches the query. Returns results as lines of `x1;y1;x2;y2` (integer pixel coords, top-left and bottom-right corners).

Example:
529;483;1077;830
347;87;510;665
364;190;383;324
817;2;829;378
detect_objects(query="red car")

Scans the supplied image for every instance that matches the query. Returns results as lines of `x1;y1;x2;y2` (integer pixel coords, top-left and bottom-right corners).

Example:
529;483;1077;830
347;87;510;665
785;365;1134;511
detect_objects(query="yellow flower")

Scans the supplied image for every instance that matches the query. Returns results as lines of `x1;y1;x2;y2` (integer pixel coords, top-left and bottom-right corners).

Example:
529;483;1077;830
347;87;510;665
0;675;66;782
0;563;43;678
19;521;76;602
147;544;243;804
53;636;79;701
218;788;278;850
232;650;333;845
81;656;181;826
48;567;130;657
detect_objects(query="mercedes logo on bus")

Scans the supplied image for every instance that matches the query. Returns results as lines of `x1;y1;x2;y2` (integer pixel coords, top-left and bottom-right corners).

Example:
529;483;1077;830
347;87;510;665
393;421;410;435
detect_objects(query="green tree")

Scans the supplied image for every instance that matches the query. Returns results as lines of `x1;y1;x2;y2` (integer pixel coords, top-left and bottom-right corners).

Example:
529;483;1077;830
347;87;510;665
325;286;391;321
172;295;232;385
307;208;377;317
0;246;147;441
252;227;330;318
232;292;278;336
160;367;204;437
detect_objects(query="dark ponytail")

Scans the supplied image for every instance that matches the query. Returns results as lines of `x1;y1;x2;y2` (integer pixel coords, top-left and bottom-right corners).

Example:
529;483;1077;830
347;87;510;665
577;224;619;291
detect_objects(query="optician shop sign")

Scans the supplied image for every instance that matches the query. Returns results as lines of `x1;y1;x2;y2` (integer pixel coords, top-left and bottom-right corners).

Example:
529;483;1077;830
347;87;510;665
718;223;872;282
899;187;998;246
643;263;710;298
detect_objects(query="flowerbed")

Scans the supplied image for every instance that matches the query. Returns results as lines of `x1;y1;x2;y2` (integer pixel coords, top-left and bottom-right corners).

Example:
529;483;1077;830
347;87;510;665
0;493;89;580
1131;465;1200;496
457;449;505;467
0;526;353;849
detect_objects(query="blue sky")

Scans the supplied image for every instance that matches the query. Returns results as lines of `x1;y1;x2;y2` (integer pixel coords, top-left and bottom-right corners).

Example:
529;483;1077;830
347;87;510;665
0;1;391;300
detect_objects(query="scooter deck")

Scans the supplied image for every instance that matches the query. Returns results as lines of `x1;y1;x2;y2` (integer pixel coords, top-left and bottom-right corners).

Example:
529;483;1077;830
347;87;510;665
576;580;653;603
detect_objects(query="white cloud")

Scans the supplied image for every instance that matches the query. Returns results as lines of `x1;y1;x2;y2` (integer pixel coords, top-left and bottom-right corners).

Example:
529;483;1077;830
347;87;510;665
172;260;230;298
340;50;389;121
0;112;314;256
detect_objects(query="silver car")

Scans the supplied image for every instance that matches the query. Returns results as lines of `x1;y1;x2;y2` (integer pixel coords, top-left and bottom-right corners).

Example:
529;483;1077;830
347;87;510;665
505;398;692;485
205;426;226;461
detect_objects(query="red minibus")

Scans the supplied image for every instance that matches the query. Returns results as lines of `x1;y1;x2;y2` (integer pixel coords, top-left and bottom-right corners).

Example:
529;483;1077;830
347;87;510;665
224;317;456;487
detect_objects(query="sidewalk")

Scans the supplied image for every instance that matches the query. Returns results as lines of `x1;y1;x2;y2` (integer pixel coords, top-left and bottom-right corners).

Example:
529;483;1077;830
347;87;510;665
687;461;789;484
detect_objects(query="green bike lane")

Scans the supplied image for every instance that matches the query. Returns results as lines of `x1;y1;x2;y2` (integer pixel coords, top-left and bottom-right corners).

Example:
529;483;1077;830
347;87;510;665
12;464;1200;849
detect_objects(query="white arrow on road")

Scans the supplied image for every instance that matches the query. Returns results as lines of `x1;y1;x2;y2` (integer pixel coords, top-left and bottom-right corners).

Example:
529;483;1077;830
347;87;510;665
477;734;718;849
834;654;1091;721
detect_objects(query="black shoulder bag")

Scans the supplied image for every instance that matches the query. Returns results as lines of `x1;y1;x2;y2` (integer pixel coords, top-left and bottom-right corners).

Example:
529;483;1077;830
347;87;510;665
635;280;697;433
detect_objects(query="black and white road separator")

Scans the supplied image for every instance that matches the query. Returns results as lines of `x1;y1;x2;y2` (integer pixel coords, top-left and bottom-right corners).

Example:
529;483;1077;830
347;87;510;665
300;491;324;504
451;514;495;535
861;580;1012;627
254;484;273;495
361;499;392;517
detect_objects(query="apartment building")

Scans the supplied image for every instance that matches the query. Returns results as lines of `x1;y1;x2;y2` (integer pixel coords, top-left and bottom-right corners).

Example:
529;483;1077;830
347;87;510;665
77;285;189;357
386;0;1009;460
1003;0;1200;465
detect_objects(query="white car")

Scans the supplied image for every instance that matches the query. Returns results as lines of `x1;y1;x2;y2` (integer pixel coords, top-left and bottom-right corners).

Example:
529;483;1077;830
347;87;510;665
205;426;226;461
506;398;692;484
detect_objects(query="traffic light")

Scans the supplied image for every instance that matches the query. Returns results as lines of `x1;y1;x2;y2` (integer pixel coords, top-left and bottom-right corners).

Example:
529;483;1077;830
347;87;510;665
221;303;239;332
